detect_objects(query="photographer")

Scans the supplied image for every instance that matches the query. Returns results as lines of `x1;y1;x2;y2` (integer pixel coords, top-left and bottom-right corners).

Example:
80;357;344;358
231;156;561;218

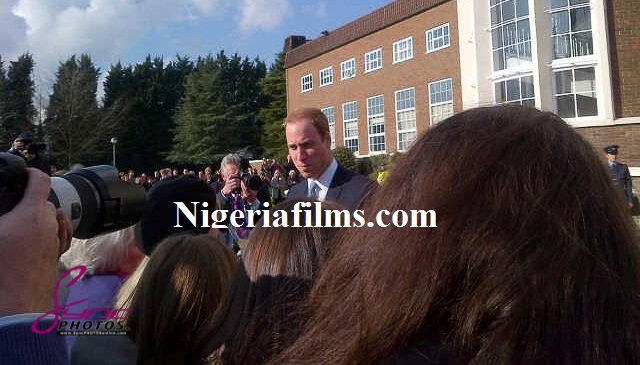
0;167;72;363
7;132;34;159
217;153;261;253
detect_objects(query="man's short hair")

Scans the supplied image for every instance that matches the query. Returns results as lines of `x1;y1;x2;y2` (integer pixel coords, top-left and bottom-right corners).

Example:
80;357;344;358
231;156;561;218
221;153;242;173
285;107;330;137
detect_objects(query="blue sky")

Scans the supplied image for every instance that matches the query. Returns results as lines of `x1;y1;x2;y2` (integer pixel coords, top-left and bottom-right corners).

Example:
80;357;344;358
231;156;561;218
1;0;392;98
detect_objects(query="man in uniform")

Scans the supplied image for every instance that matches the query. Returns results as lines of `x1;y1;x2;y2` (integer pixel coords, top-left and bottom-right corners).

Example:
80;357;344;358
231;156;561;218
604;145;633;209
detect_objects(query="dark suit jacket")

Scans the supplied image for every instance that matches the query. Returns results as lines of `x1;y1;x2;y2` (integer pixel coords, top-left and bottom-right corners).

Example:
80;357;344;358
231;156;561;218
287;164;375;211
606;161;633;204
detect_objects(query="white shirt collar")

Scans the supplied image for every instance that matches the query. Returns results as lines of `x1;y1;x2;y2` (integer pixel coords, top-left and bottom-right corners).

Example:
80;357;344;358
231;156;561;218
308;158;338;200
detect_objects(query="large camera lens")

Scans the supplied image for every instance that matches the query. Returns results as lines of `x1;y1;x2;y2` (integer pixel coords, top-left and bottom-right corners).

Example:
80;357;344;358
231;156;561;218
50;165;146;238
0;152;145;239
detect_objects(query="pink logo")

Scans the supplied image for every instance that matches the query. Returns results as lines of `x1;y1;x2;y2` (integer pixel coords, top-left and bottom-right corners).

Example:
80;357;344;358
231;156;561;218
31;265;131;334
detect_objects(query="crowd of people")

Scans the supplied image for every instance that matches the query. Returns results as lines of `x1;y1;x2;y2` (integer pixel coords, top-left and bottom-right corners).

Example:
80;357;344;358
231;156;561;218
1;105;639;365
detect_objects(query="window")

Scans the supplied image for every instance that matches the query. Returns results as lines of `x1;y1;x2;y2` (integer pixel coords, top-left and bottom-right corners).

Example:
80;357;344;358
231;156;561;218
426;23;450;53
553;67;597;118
367;95;385;154
321;106;336;150
489;0;532;71
319;67;333;87
342;101;359;154
494;74;535;106
549;0;593;59
301;73;313;93
364;49;382;73
395;88;417;151
428;79;454;125
393;37;414;63
341;58;356;80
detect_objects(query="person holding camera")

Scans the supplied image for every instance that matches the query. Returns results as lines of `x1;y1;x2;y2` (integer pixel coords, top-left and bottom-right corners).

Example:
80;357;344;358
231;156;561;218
216;153;246;252
7;132;34;159
0;167;73;364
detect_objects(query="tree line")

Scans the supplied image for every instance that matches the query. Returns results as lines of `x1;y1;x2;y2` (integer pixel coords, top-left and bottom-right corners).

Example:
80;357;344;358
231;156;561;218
0;51;288;173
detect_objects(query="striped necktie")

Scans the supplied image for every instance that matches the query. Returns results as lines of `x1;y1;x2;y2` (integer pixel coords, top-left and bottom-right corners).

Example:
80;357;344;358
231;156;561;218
308;181;320;198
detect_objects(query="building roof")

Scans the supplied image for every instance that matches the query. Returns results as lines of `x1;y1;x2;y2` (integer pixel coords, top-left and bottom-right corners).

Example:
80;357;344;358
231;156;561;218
284;0;451;68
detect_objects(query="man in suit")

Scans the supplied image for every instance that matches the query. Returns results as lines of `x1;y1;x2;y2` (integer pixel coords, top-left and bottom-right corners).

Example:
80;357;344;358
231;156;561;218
285;107;375;211
604;145;634;209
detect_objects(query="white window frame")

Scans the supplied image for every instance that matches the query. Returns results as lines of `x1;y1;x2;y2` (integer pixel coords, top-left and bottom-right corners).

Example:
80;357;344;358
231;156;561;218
319;66;333;87
428;78;454;125
367;95;386;154
552;66;598;119
341;58;356;80
301;73;313;93
342;101;359;154
392;37;414;64
395;87;417;152
549;0;593;60
426;23;450;53
364;48;383;73
493;74;535;106
321;106;336;150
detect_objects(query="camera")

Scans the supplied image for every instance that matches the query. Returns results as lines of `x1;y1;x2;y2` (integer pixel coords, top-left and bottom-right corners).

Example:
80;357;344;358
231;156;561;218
0;152;145;239
231;172;249;195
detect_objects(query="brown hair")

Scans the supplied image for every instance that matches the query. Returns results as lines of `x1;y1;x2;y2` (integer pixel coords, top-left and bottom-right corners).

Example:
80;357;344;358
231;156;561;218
126;234;237;365
199;198;343;364
273;105;640;364
284;107;330;137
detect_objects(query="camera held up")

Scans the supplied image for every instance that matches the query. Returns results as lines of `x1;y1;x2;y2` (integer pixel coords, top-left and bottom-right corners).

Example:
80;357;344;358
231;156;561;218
0;152;146;239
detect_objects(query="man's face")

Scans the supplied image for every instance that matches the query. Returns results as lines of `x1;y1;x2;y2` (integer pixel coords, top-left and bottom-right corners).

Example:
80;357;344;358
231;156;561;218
606;153;617;163
222;163;240;181
286;119;332;179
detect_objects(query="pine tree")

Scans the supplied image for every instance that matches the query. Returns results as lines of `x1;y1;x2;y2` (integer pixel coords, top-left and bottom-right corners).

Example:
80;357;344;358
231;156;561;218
257;52;287;162
1;53;36;147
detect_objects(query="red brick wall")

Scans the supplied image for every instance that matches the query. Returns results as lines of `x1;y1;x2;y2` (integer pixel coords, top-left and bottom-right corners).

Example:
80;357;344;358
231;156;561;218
285;0;460;155
606;0;640;117
576;124;640;167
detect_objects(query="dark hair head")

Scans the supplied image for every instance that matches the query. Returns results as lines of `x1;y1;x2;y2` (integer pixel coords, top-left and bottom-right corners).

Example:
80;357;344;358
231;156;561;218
127;234;237;365
198;197;344;364
274;105;640;364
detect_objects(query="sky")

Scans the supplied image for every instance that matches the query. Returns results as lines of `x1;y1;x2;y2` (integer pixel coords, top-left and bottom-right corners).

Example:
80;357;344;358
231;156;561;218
1;0;393;101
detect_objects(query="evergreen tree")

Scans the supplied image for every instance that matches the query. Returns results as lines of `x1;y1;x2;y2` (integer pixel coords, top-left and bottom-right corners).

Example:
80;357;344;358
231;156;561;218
0;56;8;147
0;53;36;148
257;52;287;162
44;54;105;167
168;51;266;165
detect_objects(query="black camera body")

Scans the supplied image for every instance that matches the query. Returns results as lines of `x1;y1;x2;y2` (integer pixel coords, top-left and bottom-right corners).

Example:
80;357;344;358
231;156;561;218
231;172;249;195
0;152;146;239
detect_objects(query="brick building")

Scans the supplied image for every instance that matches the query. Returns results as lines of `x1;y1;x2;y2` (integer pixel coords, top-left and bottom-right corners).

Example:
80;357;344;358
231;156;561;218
283;0;639;181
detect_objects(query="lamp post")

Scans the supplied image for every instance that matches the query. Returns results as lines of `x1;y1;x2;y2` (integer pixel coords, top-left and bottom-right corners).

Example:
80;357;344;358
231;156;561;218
110;137;118;167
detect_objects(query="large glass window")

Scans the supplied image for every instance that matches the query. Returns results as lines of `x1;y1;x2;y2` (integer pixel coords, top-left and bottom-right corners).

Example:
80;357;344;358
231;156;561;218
365;49;383;73
395;88;417;151
319;67;333;87
490;0;531;71
426;23;450;53
393;37;414;63
321;106;336;150
342;101;359;153
428;78;454;125
494;74;535;106
549;0;593;59
553;67;597;118
367;95;385;153
301;73;313;93
341;58;356;80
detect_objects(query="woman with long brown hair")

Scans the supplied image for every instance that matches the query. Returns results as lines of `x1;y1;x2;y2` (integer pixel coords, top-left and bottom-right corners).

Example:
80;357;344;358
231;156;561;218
273;105;640;364
126;234;237;365
198;197;344;364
